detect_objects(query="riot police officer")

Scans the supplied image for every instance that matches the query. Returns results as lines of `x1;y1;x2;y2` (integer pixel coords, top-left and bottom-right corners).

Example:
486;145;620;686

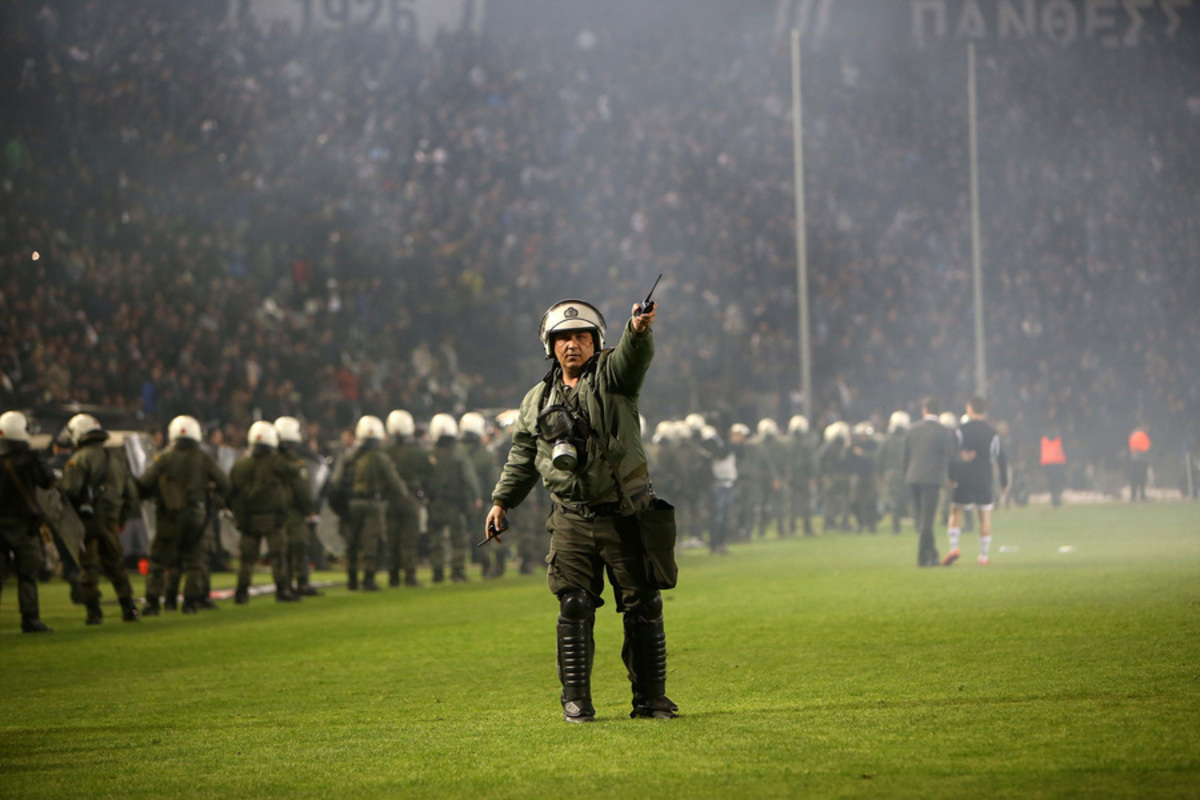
461;412;502;578
483;297;678;723
0;411;55;632
229;421;302;604
275;416;321;597
138;415;231;614
329;416;409;591
877;410;911;534
786;415;816;536
426;413;481;584
60;413;141;624
384;409;431;587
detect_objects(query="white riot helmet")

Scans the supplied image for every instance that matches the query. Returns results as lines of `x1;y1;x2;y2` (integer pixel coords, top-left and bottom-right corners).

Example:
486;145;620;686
939;412;958;429
354;415;385;442
757;418;780;439
788;415;809;435
248;420;279;449
652;420;673;443
701;424;718;441
169;415;202;443
386;409;415;438
0;410;31;443
824;420;850;444
888;410;911;433
730;423;751;438
539;299;607;357
852;421;875;438
274;416;303;443
495;409;519;430
685;413;706;434
429;413;458;440
459;411;487;440
66;413;104;446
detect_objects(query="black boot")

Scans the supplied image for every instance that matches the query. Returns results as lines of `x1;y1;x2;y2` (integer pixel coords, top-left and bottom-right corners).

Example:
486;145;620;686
557;590;595;723
197;596;219;610
120;597;140;622
276;582;301;602
164;574;181;611
22;614;52;633
234;586;250;605
432;567;444;584
143;597;161;617
388;569;401;588
450;566;468;584
403;569;422;588
624;595;678;719
181;596;202;614
361;573;380;592
297;581;324;597
85;601;103;625
347;571;359;591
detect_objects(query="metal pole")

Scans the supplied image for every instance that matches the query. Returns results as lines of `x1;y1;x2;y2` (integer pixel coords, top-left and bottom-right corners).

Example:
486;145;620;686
791;29;813;421
968;41;987;397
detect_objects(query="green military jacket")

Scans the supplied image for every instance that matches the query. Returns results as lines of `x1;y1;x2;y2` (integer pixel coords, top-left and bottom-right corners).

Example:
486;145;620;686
348;443;409;503
877;430;907;479
229;448;301;524
789;433;816;483
139;440;231;513
462;439;498;500
60;439;139;523
426;440;481;507
493;320;653;515
277;444;316;521
385;441;433;500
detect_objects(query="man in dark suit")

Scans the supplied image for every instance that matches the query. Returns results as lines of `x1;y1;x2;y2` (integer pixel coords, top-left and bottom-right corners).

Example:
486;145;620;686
904;396;955;567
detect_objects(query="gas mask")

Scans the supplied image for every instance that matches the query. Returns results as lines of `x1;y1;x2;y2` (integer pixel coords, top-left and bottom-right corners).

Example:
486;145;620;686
538;383;591;473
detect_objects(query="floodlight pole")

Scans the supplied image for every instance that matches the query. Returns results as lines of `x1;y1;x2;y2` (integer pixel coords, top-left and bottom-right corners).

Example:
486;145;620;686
968;41;987;398
791;29;813;422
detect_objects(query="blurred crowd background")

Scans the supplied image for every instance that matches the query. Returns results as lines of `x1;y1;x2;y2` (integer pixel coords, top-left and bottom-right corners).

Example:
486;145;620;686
2;0;1197;493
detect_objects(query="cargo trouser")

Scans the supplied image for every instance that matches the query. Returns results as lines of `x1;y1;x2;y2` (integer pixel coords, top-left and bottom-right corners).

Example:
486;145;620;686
282;513;309;587
386;497;420;574
347;498;386;576
0;517;45;618
79;512;134;603
147;504;207;602
427;504;467;573
237;512;287;590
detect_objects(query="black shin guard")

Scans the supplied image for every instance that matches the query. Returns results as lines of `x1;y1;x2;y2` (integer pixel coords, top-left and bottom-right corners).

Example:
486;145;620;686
556;590;595;722
623;593;678;719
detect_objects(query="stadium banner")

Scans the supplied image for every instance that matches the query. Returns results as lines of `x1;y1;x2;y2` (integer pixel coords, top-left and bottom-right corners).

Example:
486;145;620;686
228;0;484;42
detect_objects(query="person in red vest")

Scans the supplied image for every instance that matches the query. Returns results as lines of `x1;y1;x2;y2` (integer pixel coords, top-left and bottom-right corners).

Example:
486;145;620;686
1040;428;1067;507
1128;427;1151;501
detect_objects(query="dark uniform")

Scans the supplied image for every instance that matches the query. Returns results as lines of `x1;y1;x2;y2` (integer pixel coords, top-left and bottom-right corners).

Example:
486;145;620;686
0;437;56;632
426;433;481;583
462;433;502;578
61;433;141;624
138;438;231;613
787;428;816;536
847;433;879;533
278;441;320;596
332;439;409;590
229;445;303;603
384;437;432;586
819;431;853;532
491;314;677;723
877;425;909;534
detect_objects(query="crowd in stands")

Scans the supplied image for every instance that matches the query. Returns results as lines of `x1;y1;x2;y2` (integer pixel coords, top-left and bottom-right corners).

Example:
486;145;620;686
2;0;1196;489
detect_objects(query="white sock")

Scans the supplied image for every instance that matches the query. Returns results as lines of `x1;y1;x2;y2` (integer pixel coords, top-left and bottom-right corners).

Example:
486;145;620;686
948;527;961;550
980;536;992;559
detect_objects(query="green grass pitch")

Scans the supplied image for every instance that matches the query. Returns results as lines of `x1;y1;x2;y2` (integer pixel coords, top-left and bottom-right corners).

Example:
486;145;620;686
2;502;1198;799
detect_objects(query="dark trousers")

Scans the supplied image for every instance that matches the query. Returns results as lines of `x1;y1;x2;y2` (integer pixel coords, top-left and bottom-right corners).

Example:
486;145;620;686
1044;464;1066;506
710;483;733;553
910;484;941;567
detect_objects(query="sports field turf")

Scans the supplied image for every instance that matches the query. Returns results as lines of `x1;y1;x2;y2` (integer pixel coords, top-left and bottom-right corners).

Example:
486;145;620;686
2;502;1198;799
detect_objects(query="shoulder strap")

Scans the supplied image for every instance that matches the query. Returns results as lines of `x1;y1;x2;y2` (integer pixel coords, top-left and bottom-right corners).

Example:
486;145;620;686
4;457;42;514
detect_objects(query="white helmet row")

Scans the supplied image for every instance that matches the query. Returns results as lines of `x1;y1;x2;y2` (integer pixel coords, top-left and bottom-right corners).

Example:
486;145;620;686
66;413;104;446
429;413;458;440
248;420;279;449
274;416;303;443
387;409;415;438
757;418;780;439
539;299;607;357
0;410;31;443
459;411;487;439
169;415;202;443
355;415;385;442
730;423;751;438
788;415;809;435
888;410;911;433
684;413;705;434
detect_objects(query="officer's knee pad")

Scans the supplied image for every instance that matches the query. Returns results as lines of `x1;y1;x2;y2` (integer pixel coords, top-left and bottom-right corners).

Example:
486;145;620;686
558;589;594;622
626;592;663;623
